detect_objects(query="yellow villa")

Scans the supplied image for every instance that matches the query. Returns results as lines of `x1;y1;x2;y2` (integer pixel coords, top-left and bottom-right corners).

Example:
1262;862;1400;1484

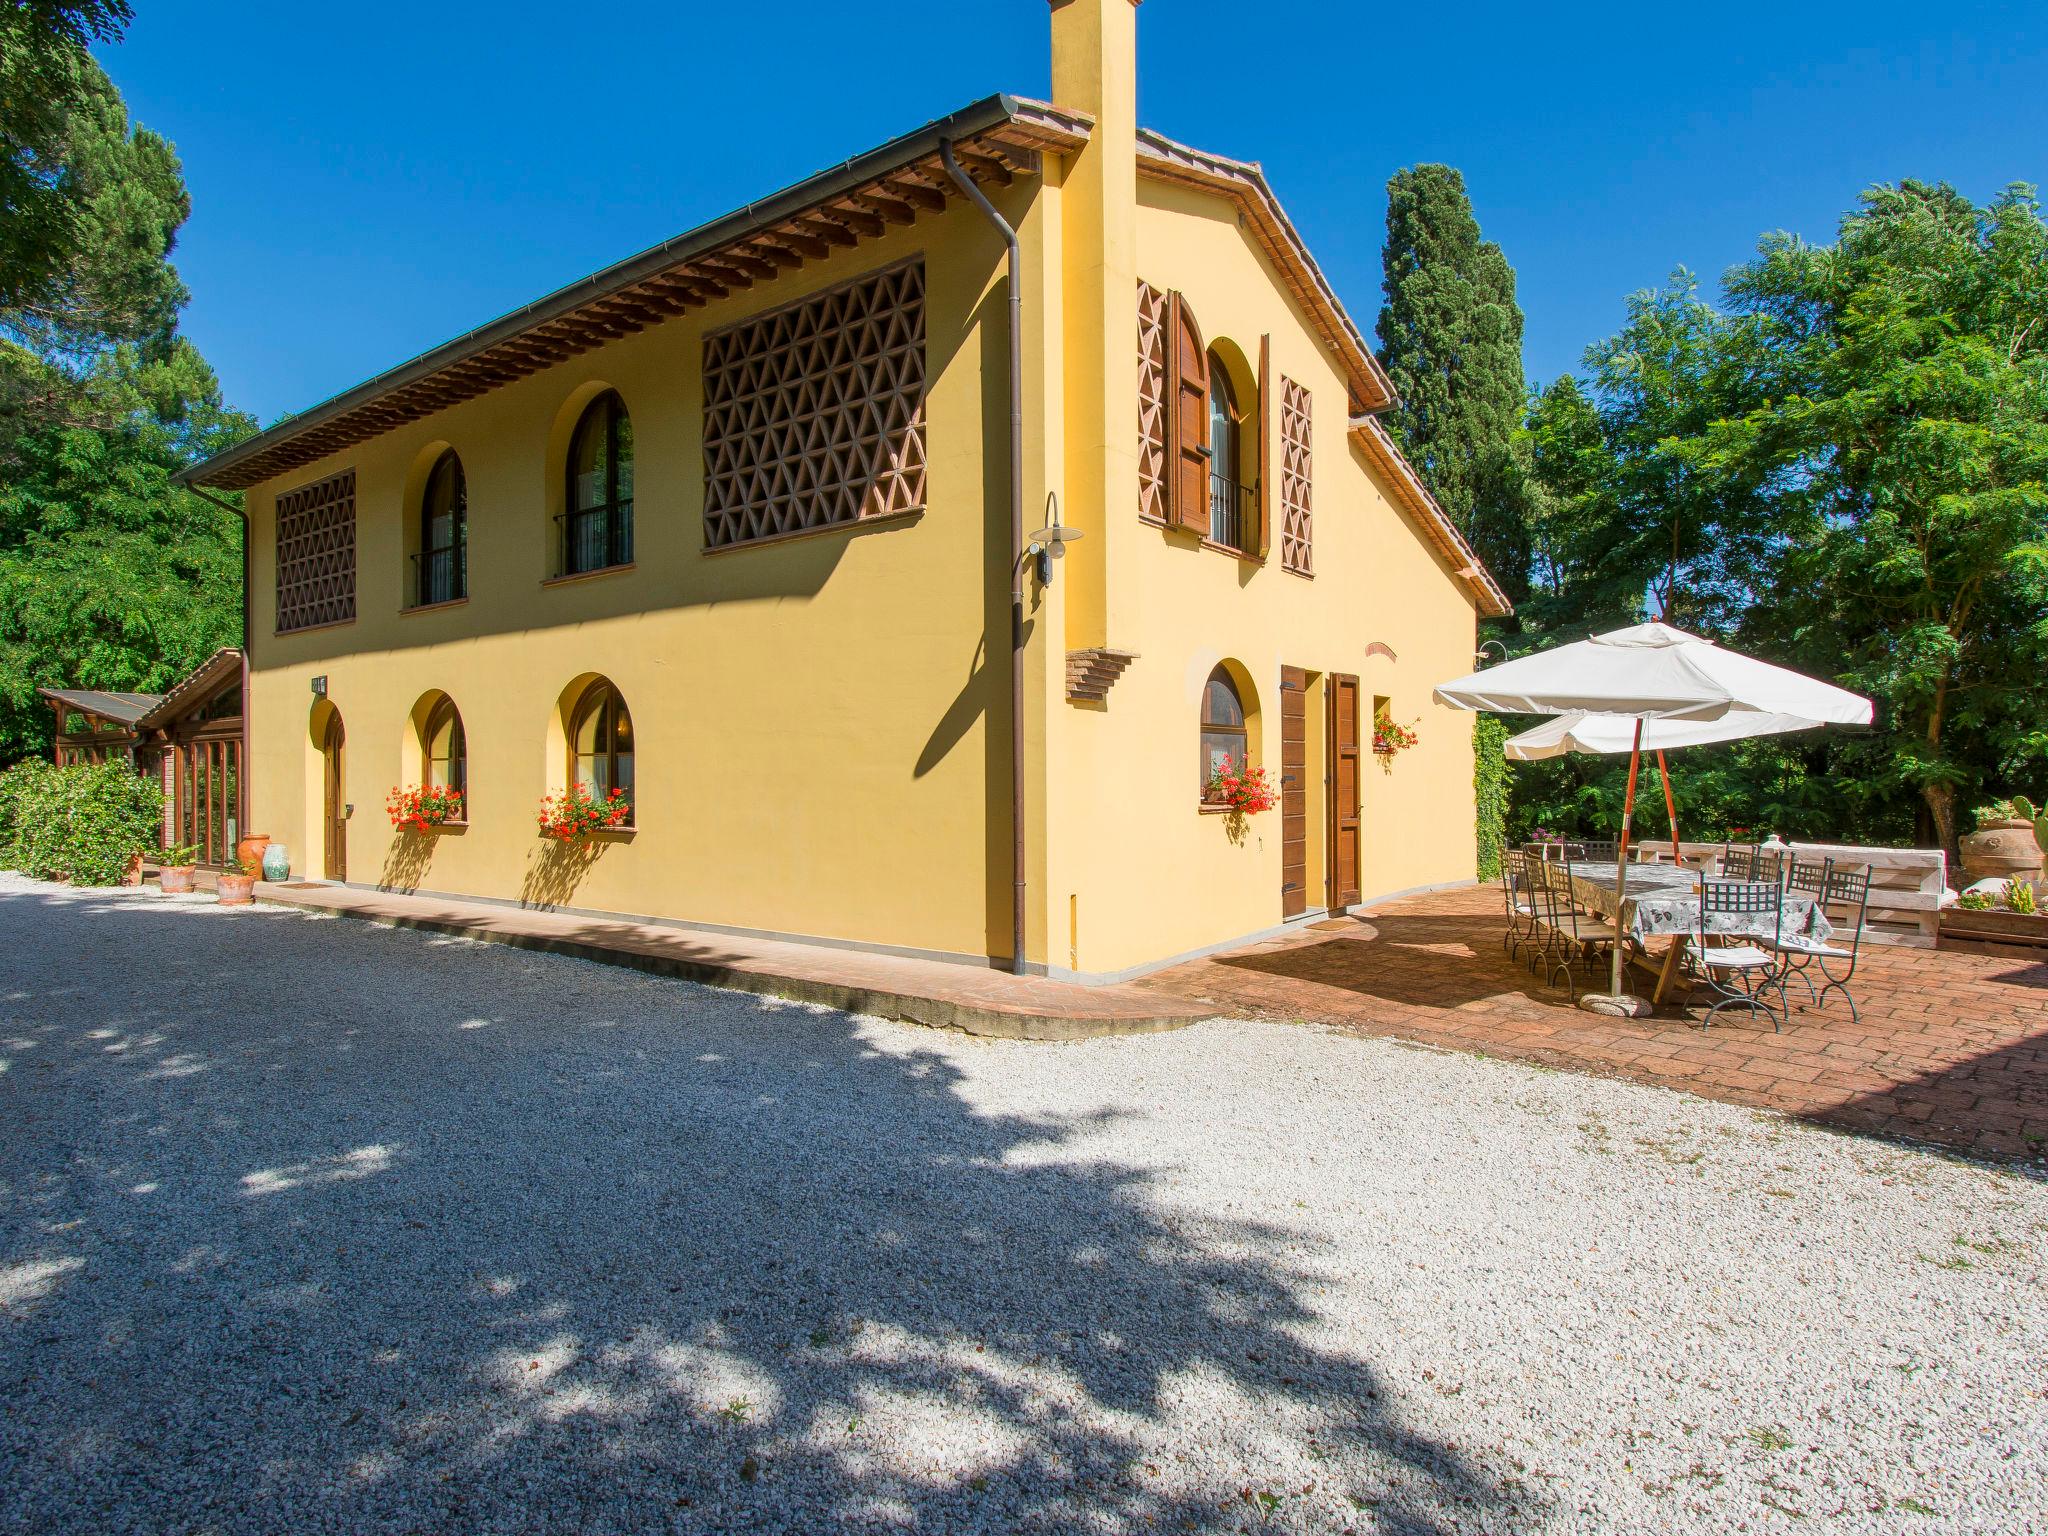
182;0;1508;983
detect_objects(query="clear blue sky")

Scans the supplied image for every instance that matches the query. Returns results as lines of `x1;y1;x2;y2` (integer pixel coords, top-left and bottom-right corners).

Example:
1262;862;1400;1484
101;0;2045;426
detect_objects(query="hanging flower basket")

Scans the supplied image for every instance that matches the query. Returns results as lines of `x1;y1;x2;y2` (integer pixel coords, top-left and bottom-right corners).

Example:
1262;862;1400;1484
387;784;465;832
537;784;632;840
1205;756;1278;817
1373;705;1419;763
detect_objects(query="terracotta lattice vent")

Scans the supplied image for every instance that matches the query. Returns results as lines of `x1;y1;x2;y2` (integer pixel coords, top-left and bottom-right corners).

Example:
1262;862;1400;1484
1278;375;1313;575
274;468;356;633
701;260;928;551
1136;279;1169;523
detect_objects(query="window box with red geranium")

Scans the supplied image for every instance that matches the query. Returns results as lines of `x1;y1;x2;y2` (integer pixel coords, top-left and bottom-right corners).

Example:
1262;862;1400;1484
1372;704;1418;767
1204;755;1278;815
537;783;632;840
387;784;465;832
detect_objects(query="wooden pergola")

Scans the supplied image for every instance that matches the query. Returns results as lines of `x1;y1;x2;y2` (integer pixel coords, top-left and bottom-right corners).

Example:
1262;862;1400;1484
38;648;247;868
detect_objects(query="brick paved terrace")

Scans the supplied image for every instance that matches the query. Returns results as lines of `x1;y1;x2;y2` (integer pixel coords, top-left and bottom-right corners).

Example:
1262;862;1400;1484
1138;884;2048;1166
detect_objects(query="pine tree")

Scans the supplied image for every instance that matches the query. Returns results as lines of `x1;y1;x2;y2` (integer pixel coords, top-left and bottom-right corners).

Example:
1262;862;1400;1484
1375;165;1530;599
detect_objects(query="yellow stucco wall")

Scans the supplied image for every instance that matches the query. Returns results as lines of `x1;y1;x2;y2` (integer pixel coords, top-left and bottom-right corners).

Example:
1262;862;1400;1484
1034;176;1481;978
244;190;1044;965
238;75;1481;978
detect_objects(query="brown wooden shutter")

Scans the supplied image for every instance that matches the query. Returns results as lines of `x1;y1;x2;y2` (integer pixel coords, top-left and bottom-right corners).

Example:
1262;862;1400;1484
1256;334;1273;559
1167;291;1210;532
1328;674;1361;910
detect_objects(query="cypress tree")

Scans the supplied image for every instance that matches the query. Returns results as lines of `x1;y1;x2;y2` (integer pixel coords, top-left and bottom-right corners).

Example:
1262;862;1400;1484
1375;165;1530;599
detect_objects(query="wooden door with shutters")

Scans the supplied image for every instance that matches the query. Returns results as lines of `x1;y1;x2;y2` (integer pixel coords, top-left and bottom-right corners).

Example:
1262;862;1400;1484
1279;666;1309;917
1327;673;1361;911
322;711;347;882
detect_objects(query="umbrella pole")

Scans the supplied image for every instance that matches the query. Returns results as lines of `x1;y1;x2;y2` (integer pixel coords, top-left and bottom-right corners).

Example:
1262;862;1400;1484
1657;749;1680;860
1611;720;1644;998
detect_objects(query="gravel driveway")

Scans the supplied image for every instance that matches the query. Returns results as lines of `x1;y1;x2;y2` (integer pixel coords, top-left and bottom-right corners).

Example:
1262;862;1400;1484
2;873;2043;1534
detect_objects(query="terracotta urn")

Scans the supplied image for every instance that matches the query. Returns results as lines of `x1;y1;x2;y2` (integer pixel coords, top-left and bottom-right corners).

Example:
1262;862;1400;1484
1958;818;2046;885
216;871;257;906
122;851;145;887
236;833;272;875
158;864;197;895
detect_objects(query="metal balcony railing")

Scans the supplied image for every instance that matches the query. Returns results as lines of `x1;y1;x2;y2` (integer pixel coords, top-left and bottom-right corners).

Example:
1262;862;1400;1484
1209;472;1256;554
555;501;633;576
411;545;464;607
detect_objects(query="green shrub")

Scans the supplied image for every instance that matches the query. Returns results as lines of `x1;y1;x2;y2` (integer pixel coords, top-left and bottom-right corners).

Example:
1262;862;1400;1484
0;759;165;886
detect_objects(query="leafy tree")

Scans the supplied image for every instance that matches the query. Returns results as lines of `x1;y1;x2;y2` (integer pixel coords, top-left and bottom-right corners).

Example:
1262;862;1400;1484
0;34;253;767
1510;182;2048;856
1376;164;1531;599
1;2;135;319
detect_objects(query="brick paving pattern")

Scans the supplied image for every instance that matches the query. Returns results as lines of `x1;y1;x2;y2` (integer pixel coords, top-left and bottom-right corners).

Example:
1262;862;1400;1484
1137;884;2048;1164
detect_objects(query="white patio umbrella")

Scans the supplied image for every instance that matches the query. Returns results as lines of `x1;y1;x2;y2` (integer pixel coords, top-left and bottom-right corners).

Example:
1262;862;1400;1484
1434;623;1873;1014
1505;710;1839;862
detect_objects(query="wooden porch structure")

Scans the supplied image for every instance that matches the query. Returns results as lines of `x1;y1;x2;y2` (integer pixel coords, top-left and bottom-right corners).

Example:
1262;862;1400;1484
37;648;248;870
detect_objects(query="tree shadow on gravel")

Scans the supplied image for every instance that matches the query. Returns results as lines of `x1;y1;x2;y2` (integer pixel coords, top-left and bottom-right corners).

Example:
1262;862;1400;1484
0;885;1538;1535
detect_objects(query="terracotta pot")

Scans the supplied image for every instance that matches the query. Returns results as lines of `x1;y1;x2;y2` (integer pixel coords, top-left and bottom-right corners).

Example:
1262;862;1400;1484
1958;818;2046;885
236;833;272;875
122;851;145;887
158;865;196;895
216;872;257;906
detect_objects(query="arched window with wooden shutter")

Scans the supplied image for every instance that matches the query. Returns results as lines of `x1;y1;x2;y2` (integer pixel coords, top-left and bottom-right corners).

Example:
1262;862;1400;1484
1166;293;1211;532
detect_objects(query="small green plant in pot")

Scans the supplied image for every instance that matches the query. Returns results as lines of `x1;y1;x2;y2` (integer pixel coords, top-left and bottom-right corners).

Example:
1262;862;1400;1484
216;851;260;906
157;842;202;895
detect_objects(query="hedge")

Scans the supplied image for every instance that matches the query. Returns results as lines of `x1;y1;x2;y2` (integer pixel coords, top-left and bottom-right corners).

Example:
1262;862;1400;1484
0;759;165;886
1474;714;1511;882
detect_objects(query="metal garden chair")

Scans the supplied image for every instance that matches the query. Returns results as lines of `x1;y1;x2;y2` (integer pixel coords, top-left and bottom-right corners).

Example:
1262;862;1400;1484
1767;864;1871;1025
1542;860;1617;998
1720;843;1761;881
1685;879;1785;1030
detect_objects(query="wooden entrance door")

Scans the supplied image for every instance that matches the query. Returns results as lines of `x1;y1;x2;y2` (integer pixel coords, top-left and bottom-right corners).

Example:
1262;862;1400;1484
1279;666;1309;917
322;711;347;881
1327;673;1361;911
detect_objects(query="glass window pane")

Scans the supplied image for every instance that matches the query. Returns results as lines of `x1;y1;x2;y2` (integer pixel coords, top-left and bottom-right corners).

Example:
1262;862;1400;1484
571;409;607;512
612;409;634;502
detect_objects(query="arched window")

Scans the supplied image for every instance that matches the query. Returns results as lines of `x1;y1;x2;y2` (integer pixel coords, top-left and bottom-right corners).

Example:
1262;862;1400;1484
1200;665;1248;797
569;679;634;817
563;392;634;575
1207;353;1246;549
417;450;467;605
422;697;466;800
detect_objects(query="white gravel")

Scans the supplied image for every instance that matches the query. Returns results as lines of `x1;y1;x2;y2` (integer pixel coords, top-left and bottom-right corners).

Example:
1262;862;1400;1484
1;871;2043;1535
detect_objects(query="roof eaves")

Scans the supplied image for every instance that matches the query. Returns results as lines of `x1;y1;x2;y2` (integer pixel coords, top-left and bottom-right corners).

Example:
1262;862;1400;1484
1134;128;1397;415
136;648;245;729
1349;415;1513;617
181;94;1091;491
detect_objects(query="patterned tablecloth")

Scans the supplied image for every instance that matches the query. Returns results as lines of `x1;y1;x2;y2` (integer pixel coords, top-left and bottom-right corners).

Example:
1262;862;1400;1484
1561;862;1832;945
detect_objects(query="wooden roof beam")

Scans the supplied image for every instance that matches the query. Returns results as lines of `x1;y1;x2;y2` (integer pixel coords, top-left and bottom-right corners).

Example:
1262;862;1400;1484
850;190;917;226
763;225;831;260
880;177;946;212
794;216;858;248
823;203;886;239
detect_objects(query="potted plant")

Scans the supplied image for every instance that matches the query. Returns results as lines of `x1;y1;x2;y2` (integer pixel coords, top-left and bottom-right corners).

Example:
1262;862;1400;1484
1372;705;1419;766
1203;755;1278;839
536;784;631;841
388;784;465;832
216;850;259;906
1958;796;2046;884
157;843;201;894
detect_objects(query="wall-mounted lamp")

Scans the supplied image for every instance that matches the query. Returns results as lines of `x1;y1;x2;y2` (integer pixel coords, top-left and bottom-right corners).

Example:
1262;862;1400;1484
1475;639;1507;665
1023;492;1085;584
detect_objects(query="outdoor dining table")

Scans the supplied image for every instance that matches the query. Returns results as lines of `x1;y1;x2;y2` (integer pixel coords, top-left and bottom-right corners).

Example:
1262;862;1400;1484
1561;861;1835;1004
